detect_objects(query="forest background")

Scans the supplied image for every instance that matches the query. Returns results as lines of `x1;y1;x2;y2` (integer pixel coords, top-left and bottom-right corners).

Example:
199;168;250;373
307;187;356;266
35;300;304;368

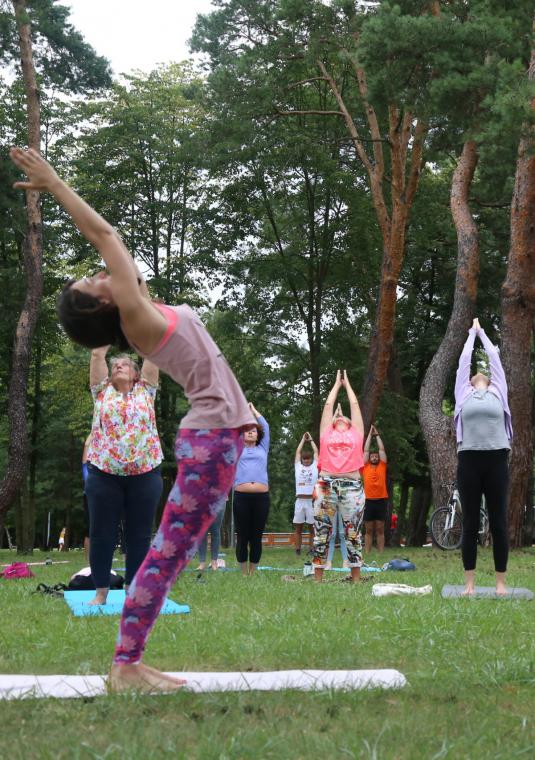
1;0;535;553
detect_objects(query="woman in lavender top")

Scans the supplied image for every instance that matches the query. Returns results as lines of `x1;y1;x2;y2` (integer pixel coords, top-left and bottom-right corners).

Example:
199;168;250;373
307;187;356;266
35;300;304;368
233;402;270;575
454;318;512;596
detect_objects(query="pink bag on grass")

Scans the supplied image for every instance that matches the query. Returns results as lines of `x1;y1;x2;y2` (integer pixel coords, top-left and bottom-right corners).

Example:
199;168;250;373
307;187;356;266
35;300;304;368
1;562;34;579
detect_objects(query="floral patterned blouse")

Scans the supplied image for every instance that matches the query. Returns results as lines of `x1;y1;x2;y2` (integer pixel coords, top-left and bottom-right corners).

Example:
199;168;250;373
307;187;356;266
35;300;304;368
87;378;163;476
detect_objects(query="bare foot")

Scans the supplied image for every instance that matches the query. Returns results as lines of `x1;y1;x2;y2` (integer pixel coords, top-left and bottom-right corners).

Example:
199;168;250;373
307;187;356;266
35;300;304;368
210;560;218;571
109;663;186;693
196;564;206;571
87;592;108;606
496;583;507;596
461;586;475;597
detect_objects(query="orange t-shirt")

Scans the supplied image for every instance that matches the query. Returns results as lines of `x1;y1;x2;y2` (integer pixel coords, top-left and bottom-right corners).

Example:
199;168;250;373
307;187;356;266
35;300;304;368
360;461;388;499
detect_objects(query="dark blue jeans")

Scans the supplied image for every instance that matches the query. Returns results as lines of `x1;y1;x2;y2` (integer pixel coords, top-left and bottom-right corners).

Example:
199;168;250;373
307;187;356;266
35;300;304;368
85;463;163;587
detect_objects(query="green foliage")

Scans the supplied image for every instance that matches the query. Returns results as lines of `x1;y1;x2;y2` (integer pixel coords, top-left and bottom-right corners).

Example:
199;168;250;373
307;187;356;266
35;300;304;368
0;0;112;92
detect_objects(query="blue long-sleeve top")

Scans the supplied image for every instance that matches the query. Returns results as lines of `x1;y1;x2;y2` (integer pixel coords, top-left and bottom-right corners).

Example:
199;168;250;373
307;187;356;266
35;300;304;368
234;416;270;487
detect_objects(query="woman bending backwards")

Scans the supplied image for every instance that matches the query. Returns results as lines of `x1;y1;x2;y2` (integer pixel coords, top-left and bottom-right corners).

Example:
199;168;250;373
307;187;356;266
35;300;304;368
454;318;512;596
10;147;255;692
312;370;365;583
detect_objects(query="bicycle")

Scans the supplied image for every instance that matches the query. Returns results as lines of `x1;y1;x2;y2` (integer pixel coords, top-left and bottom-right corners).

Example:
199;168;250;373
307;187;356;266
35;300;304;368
429;482;490;550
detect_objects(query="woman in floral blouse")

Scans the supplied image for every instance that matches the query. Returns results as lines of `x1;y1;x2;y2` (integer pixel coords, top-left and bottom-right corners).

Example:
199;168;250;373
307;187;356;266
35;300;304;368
85;342;163;605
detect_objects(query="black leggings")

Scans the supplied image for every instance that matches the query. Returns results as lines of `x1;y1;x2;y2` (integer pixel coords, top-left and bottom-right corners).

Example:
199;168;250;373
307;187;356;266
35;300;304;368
86;463;163;587
233;491;270;564
457;449;509;573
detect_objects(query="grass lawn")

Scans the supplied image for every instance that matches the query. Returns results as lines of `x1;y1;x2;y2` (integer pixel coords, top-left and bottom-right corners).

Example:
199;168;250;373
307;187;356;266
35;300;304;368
1;545;535;759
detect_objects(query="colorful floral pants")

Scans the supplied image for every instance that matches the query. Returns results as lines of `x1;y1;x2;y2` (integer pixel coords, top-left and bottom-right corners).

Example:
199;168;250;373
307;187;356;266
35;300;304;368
312;476;365;568
113;428;243;665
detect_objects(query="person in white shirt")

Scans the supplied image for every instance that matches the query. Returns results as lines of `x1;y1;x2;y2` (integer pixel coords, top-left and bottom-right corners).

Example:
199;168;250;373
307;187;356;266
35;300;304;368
293;432;319;555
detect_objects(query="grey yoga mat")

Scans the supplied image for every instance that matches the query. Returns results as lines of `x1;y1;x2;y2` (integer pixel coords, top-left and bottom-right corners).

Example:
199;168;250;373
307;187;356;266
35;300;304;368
441;585;534;600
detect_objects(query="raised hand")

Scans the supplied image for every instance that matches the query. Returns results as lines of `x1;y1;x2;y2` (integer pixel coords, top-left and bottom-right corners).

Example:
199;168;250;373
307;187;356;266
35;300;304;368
303;432;311;441
10;147;60;192
472;317;481;332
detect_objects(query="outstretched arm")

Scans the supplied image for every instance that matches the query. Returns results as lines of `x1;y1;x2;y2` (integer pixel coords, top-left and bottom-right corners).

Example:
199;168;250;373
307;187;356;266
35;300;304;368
342;371;364;435
90;345;110;388
363;426;374;464
10;148;166;353
249;402;270;451
295;433;308;463
454;320;477;403
320;371;342;437
375;431;387;463
309;437;319;461
477;324;508;397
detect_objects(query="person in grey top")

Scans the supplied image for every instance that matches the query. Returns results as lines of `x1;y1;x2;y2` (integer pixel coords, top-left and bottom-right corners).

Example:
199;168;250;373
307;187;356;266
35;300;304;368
454;318;512;596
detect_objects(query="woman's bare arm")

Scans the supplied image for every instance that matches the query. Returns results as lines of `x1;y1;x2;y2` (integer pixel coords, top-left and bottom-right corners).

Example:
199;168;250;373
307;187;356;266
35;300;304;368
342;371;364;435
320;371;342;437
90;346;110;387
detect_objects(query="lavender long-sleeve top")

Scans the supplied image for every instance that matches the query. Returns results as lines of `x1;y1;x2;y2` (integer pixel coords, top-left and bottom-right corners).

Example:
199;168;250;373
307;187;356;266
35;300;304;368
454;328;513;444
234;415;270;487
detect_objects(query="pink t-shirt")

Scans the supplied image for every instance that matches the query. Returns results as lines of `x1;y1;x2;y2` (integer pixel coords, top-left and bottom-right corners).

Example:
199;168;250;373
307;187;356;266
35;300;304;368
318;425;364;475
136;304;255;431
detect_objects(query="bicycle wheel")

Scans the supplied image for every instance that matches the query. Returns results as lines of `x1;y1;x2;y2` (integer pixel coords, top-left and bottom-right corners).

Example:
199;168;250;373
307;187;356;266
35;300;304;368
478;507;491;547
430;506;463;550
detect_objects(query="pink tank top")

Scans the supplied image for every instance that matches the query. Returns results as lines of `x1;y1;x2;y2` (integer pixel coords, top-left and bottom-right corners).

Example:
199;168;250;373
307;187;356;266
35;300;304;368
135;304;255;431
318;425;364;475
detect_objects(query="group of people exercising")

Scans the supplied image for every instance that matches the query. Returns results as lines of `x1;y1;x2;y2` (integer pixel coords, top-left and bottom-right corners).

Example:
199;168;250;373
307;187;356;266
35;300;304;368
9;147;513;693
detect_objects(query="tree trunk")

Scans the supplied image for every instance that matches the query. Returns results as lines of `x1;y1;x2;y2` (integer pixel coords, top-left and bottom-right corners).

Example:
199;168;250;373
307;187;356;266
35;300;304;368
392;481;410;547
405;483;432;547
16;479;34;554
419;140;479;508
501;23;535;547
316;61;427;429
0;0;43;525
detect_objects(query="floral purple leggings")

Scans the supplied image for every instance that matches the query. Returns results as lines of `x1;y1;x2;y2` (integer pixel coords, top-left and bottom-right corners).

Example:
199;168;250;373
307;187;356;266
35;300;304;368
113;428;243;665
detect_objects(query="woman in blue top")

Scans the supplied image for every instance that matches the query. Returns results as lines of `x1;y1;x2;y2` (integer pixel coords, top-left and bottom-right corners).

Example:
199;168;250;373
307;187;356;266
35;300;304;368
233;402;270;575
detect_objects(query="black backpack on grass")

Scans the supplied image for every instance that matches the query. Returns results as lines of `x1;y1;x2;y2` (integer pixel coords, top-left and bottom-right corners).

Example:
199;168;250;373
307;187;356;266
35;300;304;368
67;567;124;591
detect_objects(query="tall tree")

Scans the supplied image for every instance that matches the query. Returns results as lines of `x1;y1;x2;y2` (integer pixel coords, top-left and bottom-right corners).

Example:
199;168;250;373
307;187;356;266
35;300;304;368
501;16;535;546
0;0;111;548
192;0;432;428
0;0;43;553
419;141;479;510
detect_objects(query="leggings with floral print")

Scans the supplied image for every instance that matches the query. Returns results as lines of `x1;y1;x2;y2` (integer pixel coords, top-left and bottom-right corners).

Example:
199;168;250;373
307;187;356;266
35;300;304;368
312;476;365;568
113;428;243;665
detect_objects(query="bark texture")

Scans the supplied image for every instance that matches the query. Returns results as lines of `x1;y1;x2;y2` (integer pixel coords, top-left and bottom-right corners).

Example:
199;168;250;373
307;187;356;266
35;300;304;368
500;22;535;546
419;140;479;509
0;0;43;536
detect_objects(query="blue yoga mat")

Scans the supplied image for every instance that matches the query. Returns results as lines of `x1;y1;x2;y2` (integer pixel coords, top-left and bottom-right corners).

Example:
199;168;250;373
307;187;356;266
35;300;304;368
64;590;190;617
256;565;383;573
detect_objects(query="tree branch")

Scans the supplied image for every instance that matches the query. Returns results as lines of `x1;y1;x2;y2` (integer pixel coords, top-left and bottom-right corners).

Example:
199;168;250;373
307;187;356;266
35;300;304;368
275;108;345;117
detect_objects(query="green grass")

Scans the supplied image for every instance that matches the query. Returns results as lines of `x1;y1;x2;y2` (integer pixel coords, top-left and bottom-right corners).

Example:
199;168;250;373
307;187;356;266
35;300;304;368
1;546;535;759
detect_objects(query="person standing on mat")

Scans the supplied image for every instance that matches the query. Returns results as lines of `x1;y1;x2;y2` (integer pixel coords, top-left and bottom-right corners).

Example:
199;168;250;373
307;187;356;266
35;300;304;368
85;346;164;606
361;425;388;553
10;147;255;692
293;432;318;556
196;506;225;571
312;370;365;583
82;434;91;560
454;318;512;596
325;511;348;570
233;402;270;575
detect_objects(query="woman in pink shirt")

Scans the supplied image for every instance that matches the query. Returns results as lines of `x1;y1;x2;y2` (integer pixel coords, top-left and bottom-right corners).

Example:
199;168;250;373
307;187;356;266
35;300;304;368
10;147;255;693
312;370;365;583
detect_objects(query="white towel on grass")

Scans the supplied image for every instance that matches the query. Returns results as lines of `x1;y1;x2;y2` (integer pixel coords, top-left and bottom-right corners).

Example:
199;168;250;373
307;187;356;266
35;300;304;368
372;583;432;597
